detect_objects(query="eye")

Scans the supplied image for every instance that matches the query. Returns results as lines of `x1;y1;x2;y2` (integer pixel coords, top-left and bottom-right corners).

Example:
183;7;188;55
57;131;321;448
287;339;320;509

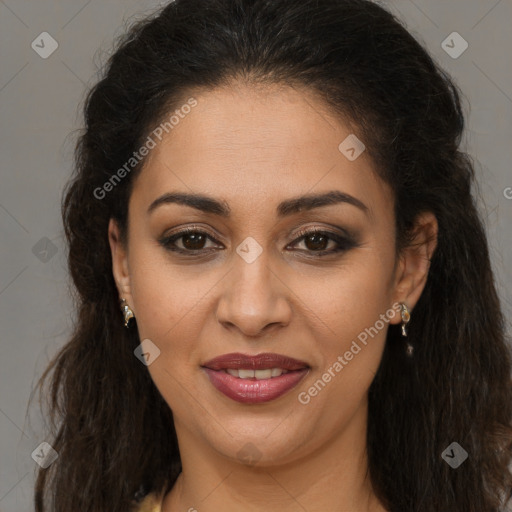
159;226;221;254
159;226;358;257
288;227;358;256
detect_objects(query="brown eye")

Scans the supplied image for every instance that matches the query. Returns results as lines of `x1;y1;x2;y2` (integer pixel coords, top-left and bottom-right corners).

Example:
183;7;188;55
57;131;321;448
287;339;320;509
289;228;358;256
181;232;207;250
159;228;221;254
159;226;358;258
302;232;330;251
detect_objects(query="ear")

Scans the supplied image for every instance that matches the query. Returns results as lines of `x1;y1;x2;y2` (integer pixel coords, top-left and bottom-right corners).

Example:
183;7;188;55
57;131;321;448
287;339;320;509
108;218;134;311
389;211;438;325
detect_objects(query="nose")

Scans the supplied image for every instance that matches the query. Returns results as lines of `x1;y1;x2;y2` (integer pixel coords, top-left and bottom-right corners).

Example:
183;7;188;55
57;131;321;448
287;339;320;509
215;251;292;338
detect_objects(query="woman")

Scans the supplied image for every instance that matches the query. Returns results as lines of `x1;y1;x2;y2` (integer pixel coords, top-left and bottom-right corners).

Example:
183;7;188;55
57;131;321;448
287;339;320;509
34;0;512;511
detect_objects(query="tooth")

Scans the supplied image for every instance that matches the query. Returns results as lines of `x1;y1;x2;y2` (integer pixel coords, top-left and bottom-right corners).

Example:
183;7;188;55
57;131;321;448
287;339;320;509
224;368;291;379
254;369;272;380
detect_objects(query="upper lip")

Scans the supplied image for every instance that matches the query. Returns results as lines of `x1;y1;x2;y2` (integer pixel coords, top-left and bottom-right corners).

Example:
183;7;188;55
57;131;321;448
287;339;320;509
202;352;310;371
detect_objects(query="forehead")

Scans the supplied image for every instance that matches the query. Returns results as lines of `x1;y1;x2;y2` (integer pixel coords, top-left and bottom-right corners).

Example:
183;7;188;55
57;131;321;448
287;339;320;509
130;82;392;222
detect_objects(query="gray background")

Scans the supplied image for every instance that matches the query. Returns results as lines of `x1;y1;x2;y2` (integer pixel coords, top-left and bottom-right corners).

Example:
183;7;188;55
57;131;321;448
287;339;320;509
0;0;511;510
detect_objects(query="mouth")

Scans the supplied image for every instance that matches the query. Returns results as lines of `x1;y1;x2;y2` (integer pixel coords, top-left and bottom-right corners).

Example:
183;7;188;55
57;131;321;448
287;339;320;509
201;352;310;404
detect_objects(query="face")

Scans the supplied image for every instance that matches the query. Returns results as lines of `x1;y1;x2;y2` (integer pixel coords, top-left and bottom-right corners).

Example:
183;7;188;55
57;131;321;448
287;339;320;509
109;82;436;466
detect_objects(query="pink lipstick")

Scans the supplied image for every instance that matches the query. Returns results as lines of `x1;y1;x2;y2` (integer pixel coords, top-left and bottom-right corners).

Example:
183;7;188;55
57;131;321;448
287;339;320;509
201;352;310;404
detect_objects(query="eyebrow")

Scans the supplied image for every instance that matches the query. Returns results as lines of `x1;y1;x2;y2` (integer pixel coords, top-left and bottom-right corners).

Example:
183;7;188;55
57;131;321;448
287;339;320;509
147;190;370;218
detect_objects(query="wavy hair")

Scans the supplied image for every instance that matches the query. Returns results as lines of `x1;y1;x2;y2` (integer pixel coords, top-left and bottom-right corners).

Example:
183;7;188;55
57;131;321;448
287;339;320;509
34;0;512;510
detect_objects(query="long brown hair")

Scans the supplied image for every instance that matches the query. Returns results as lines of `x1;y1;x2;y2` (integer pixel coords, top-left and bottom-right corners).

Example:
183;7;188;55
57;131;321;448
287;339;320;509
34;0;512;510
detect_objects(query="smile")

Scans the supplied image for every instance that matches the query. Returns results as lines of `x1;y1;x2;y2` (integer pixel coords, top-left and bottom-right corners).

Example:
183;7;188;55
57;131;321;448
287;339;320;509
224;368;289;378
201;352;310;404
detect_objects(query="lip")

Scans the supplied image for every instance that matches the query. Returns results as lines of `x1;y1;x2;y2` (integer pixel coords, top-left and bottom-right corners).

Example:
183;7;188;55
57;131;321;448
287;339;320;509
202;352;310;371
201;352;310;404
203;367;309;404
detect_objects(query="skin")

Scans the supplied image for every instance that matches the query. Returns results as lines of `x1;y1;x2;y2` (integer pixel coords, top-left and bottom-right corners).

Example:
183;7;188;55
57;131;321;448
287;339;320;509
108;82;438;512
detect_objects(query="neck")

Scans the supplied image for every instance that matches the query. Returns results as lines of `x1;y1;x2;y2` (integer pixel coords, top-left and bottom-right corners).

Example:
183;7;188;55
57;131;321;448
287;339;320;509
162;399;387;512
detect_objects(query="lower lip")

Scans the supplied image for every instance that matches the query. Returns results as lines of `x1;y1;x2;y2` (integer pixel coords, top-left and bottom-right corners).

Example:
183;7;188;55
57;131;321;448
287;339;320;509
202;368;309;404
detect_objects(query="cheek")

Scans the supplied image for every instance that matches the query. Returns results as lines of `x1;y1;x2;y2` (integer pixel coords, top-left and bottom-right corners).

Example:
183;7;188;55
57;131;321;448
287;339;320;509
128;244;207;340
299;250;393;392
297;247;394;337
128;252;206;409
127;246;221;402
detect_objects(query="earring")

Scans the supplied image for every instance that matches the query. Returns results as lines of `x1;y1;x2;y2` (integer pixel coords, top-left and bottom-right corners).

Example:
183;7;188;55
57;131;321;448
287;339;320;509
399;302;413;356
120;298;135;327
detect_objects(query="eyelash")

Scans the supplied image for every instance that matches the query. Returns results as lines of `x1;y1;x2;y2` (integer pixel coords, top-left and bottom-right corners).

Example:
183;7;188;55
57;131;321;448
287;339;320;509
159;226;358;257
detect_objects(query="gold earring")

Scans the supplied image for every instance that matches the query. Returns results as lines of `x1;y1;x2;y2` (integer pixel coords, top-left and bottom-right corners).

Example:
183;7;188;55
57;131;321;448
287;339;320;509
400;302;413;356
120;298;135;327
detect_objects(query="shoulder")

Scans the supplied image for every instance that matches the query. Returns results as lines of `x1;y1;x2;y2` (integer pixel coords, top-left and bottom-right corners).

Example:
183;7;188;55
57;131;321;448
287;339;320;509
131;490;165;512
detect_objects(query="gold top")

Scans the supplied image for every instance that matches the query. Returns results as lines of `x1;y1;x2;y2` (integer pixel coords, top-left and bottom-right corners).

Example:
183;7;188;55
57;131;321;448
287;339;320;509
133;491;165;512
